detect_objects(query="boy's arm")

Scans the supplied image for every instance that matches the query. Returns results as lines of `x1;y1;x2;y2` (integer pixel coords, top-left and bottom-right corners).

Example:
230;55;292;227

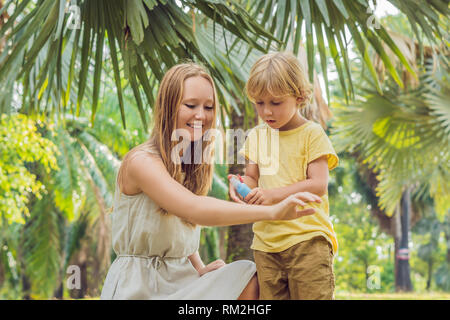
245;156;329;205
242;161;259;189
271;156;329;203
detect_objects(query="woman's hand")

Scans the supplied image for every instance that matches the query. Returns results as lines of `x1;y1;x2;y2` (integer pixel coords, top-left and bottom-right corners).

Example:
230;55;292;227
270;192;322;221
197;259;226;276
228;174;245;204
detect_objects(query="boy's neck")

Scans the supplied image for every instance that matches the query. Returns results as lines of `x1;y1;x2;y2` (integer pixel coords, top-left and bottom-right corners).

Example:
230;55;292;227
278;111;307;131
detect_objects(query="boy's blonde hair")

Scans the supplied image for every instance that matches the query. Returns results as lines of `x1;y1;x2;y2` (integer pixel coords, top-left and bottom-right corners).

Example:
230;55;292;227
246;51;313;108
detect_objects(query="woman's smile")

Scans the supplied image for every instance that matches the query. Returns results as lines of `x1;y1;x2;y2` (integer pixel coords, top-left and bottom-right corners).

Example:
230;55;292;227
187;121;204;129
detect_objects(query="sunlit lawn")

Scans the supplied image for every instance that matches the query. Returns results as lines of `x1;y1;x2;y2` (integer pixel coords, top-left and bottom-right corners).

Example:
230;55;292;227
75;292;450;300
335;292;450;300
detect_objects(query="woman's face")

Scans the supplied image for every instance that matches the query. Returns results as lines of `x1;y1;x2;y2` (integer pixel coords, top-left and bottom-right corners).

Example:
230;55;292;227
176;76;215;141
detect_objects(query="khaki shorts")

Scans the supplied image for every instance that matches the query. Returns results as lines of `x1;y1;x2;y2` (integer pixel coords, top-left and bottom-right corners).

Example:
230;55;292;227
253;236;335;300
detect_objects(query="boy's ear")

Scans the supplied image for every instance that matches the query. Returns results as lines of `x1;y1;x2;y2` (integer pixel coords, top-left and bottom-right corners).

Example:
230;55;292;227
296;96;303;106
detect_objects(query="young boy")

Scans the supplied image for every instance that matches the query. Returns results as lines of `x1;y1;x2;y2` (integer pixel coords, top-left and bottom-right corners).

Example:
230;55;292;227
230;52;339;300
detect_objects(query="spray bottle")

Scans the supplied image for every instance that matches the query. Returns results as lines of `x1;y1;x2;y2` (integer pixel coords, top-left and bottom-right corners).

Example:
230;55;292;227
228;174;252;201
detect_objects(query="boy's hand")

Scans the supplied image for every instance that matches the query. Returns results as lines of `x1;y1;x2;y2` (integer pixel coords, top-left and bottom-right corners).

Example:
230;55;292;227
228;174;245;204
245;187;275;205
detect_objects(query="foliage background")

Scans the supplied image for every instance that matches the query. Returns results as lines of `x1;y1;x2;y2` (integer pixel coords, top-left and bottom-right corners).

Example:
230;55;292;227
0;0;448;299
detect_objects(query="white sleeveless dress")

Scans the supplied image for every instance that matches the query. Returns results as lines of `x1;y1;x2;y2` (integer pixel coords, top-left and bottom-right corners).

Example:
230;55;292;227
100;150;256;300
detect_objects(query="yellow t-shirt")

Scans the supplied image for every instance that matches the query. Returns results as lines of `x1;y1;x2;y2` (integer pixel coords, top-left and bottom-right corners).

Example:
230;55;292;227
238;120;339;254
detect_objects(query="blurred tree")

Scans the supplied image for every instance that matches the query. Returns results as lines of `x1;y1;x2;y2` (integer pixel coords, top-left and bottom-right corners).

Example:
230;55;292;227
330;153;394;293
0;114;58;225
1;0;447;125
413;202;444;291
332;33;449;291
0;0;448;296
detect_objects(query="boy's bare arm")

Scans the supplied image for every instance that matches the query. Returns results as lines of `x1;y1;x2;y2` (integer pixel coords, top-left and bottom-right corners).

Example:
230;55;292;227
242;161;259;188
245;156;329;205
271;156;329;203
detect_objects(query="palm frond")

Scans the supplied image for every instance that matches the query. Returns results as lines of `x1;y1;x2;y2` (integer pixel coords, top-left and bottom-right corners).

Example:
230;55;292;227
61;211;89;272
72;136;113;208
3;0;446;127
50;125;83;221
77;131;121;196
22;193;61;298
242;0;448;99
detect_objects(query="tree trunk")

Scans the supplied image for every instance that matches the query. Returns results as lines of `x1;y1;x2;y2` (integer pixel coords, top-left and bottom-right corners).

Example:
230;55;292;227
69;247;88;299
218;227;227;260
53;282;64;299
225;108;257;262
364;260;369;290
0;0;9;54
226;222;254;262
395;188;413;292
447;237;450;263
392;200;401;289
426;261;433;291
21;275;32;300
445;216;450;263
0;251;4;287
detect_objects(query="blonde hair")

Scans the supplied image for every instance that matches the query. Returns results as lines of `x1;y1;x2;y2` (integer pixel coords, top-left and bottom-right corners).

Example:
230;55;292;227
246;51;313;108
117;62;218;226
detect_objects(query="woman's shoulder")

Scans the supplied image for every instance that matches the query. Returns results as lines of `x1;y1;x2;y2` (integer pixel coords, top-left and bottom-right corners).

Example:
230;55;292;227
130;139;160;156
119;142;164;195
126;145;162;172
125;141;161;163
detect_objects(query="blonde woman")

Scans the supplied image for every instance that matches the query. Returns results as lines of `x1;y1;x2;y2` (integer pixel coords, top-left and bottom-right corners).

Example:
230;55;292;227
100;62;321;300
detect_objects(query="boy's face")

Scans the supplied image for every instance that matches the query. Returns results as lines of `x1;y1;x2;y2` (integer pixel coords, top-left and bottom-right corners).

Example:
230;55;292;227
253;94;302;131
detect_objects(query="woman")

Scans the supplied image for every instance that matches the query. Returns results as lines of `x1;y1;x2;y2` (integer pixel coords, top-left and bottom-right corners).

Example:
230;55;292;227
100;62;321;299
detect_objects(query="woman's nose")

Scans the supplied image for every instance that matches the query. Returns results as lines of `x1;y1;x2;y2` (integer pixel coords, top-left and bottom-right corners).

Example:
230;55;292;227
194;107;206;121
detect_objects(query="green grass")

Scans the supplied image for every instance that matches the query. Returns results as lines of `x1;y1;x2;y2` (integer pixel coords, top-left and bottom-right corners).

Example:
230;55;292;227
335;292;450;300
77;292;450;300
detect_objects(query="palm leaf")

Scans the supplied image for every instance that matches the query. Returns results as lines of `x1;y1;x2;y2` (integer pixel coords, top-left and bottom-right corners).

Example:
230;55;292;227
22;193;61;298
332;59;450;217
1;0;448;128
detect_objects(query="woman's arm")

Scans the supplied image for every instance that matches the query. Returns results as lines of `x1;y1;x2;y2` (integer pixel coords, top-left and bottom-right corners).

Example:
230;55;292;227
188;251;225;276
127;153;321;226
188;251;205;271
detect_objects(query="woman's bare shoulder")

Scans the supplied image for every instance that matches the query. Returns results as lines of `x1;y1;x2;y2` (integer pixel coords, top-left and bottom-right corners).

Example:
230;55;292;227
129;150;163;172
121;149;164;195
